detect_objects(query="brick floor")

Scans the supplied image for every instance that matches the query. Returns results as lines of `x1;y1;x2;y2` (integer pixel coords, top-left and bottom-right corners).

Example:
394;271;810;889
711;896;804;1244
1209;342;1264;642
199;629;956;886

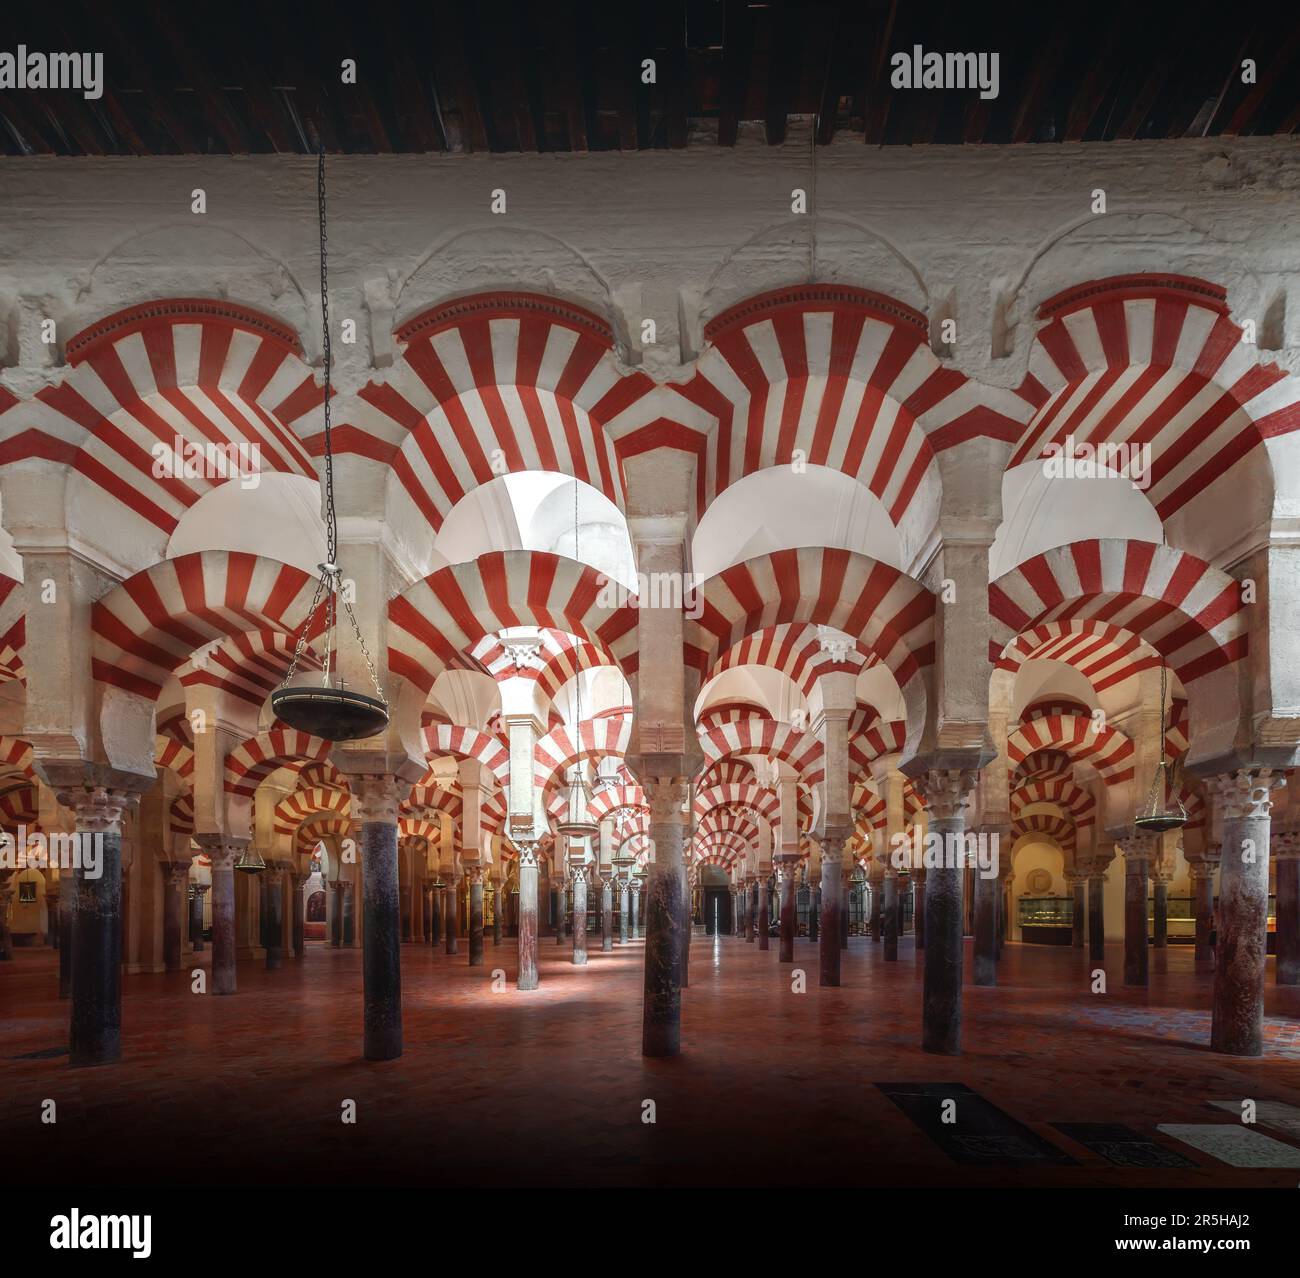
3;935;1300;1187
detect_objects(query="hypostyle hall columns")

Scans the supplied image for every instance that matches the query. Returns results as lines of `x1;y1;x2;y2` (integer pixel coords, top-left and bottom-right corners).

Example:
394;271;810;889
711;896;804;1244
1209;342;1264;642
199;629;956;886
776;857;799;962
570;861;588;966
195;835;246;995
1187;853;1218;970
347;773;406;1062
290;872;309;957
189;883;208;955
911;769;977;1056
1274;833;1299;986
1117;833;1156;987
1066;870;1086;949
467;864;486;967
600;874;614;952
1208;770;1283;1056
618;873;631;944
55;785;139;1069
641;776;688;1058
1086;857;1109;963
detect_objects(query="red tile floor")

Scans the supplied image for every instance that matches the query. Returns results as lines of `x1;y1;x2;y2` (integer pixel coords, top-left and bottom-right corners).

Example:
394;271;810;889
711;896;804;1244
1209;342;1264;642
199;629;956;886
4;933;1300;1187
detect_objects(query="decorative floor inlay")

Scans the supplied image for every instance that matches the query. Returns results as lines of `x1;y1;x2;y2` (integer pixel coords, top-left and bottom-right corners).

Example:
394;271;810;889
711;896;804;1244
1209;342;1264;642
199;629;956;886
1207;1100;1300;1143
877;1082;1076;1166
1052;1122;1195;1168
1156;1124;1300;1168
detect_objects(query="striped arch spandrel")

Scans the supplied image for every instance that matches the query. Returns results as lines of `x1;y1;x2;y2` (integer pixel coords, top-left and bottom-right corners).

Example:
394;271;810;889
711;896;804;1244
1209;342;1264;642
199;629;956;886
2;300;323;571
989;538;1247;768
385;549;639;766
1009;274;1300;563
686;546;934;762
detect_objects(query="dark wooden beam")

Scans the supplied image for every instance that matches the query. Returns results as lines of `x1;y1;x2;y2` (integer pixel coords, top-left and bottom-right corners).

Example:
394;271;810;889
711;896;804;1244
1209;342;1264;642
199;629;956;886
1064;25;1124;141
862;0;898;145
811;4;843;146
154;3;252;153
1222;26;1300;136
240;61;297;152
1010;18;1070;144
657;2;689;149
91;8;197;152
381;6;445;153
548;0;589;151
432;0;491;152
0;94;57;154
717;0;752;147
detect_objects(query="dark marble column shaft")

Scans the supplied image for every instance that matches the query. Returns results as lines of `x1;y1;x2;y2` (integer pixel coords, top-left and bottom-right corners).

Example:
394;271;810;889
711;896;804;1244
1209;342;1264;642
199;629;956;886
69;819;124;1068
1275;851;1298;986
757;874;771;952
1211;773;1277;1056
468;866;485;966
883;872;900;962
359;808;402;1061
642;782;686;1058
1088;870;1107;962
914;872;926;949
1070;875;1086;948
162;862;188;973
973;868;997;985
263;870;283;970
210;845;238;994
1152;874;1169;949
1121;841;1150;987
59;872;76;996
1191;862;1216;970
777;863;797;962
445;880;459;955
819;851;841;986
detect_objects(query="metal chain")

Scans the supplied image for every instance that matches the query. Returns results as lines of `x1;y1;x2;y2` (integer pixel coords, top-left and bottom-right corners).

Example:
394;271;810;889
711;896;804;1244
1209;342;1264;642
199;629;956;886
276;148;386;704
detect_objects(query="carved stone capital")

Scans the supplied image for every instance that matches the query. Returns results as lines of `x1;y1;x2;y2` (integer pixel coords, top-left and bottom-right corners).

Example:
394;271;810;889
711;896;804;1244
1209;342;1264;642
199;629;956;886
56;785;137;834
912;769;977;822
1117;832;1158;862
644;777;689;825
1207;768;1285;820
347;772;405;824
195;834;248;871
466;863;487;885
161;861;192;888
516;842;540;869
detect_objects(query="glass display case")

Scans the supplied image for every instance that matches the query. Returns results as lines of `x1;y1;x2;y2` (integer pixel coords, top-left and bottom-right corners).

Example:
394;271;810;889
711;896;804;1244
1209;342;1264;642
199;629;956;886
1018;895;1074;945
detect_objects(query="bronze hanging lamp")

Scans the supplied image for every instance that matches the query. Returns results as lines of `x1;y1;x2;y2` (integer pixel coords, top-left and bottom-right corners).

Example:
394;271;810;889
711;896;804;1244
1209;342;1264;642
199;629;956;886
272;149;389;741
1134;661;1188;834
235;845;268;874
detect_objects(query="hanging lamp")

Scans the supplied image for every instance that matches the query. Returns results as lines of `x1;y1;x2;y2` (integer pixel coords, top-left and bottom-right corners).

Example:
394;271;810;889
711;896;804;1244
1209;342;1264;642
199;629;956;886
235;845;267;874
1134;661;1188;834
554;479;600;843
271;148;390;741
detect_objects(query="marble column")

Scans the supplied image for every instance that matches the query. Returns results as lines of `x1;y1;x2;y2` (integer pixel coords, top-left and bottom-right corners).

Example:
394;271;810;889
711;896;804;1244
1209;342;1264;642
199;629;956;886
517;845;540;990
444;877;459;955
870;876;883;942
819;836;845;985
430;882;442;944
631;880;640;938
758;873;771;952
554;879;566;945
1189;855;1217;970
601;875;613;952
189;882;207;954
467;864;485;966
60;787;134;1068
205;839;242;995
58;871;76;995
619;875;630;943
809;882;819;942
262;868;283;970
161;861;190;973
883;869;900;963
0;876;13;960
44;887;59;948
1274;835;1299;986
341;880;356;947
777;859;798;962
746;877;757;942
291;873;309;957
1119;834;1154;987
1210;770;1281;1056
493;880;504;945
680;865;692;987
841;871;850;949
973;860;998;985
353;774;404;1061
329;880;346;948
1151;864;1171;949
642;778;687;1057
914;870;926;950
1067;871;1086;949
915;770;975;1056
571;865;588;966
1087;864;1107;963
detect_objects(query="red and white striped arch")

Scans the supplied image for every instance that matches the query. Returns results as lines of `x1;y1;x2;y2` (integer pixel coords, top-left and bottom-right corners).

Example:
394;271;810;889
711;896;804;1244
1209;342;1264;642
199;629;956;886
692;782;779;825
297;816;351;857
698;757;758;790
273;785;350;836
0;574;24;685
696;806;760;842
693;831;750;867
169;792;194;838
13;300;322;536
421;723;511;786
1007;713;1134;786
697;718;823;784
703;622;875;700
671;286;1022;532
469;627;620;703
698;701;771;731
0;736;34;781
92;551;321;700
1014;750;1074;786
388;550;640;694
154;734;194;782
534;714;632;792
1012;812;1076;853
1012;276;1300;522
398;816;443;844
1011;777;1096;828
989;540;1245;685
178;629;322;709
350;293;650;531
689;548;935;696
995;619;1164;693
224;728;334;797
587;784;648;822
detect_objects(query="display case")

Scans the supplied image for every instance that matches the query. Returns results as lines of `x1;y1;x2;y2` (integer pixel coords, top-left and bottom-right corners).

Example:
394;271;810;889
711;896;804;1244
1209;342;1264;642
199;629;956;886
1018;895;1074;945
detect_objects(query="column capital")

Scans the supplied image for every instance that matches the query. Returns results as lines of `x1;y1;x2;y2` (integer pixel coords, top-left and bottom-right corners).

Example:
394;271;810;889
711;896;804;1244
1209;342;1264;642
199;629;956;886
911;768;978;821
1206;768;1286;820
194;834;248;870
1117;832;1158;861
1271;831;1300;860
643;776;689;824
161;861;191;888
55;784;139;834
516;842;540;869
290;871;312;888
466;863;487;885
345;772;407;824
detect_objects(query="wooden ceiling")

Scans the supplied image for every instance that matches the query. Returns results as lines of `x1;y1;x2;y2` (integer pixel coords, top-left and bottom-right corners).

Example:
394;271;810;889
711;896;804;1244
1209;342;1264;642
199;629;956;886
3;1;1299;157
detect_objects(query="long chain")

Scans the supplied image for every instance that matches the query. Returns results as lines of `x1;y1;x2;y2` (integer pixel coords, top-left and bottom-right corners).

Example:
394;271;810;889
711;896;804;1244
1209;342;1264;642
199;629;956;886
277;149;386;704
